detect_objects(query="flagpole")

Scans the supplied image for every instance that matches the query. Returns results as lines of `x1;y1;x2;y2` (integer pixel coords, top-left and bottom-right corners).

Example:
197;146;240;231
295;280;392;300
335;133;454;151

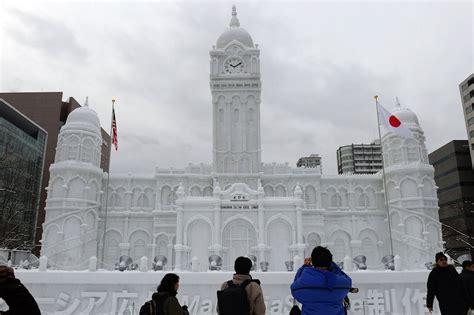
374;95;395;260
100;99;115;269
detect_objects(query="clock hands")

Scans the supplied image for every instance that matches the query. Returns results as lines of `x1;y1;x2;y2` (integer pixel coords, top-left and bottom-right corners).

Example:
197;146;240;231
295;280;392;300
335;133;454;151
230;62;242;68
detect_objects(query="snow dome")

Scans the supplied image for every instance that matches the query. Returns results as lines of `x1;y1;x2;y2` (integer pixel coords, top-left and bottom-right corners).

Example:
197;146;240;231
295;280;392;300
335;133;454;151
54;97;102;166
216;5;254;49
391;102;420;126
61;100;101;135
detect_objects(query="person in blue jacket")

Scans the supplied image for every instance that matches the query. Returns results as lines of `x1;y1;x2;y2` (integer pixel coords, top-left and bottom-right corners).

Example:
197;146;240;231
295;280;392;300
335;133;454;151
291;246;352;315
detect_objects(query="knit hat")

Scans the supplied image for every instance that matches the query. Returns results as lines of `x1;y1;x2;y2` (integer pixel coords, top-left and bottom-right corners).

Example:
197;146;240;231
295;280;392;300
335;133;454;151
435;252;447;261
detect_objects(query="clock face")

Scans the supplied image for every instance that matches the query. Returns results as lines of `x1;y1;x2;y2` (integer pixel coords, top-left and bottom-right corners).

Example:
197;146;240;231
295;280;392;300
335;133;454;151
224;57;244;74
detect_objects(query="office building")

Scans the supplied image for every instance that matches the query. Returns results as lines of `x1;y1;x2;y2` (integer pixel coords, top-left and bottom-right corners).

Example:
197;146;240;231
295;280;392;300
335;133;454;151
460;73;474;167
337;140;382;174
429;140;474;259
296;154;321;169
0;99;47;250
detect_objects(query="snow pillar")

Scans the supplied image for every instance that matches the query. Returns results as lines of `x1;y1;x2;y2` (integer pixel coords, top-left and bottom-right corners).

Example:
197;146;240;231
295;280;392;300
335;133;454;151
88;256;97;272
191;256;199;272
343;255;353;271
293;255;302;269
39;256;48;271
213;200;221;245
174;192;184;270
394;255;402;271
139;256;148;272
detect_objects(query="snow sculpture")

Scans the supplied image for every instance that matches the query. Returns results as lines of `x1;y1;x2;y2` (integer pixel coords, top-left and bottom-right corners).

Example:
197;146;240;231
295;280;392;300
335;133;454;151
40;7;442;271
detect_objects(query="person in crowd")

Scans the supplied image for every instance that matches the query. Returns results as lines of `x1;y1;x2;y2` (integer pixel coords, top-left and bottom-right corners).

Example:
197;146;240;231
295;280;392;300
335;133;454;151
217;256;265;315
0;265;41;315
291;246;352;315
140;273;189;315
426;252;467;314
460;260;474;314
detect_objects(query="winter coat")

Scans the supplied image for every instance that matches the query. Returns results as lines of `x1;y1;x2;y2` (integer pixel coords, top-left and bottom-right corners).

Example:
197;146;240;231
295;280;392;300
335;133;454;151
291;262;352;315
426;265;467;315
219;274;266;315
0;275;41;315
152;292;186;315
461;268;474;309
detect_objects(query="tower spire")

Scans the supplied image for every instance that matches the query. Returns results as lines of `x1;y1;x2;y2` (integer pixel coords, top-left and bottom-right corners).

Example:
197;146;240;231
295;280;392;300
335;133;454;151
84;96;89;107
395;96;401;108
230;5;240;27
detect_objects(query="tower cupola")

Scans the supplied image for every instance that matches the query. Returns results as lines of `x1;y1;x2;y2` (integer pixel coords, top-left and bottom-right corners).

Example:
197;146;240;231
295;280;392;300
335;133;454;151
216;5;254;49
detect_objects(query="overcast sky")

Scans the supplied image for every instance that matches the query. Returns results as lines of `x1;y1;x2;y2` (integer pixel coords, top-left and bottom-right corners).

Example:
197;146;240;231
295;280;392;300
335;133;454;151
1;0;472;175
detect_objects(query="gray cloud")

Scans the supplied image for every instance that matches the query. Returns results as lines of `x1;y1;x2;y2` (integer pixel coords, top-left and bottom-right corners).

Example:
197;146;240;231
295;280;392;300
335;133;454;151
5;6;88;61
1;1;472;174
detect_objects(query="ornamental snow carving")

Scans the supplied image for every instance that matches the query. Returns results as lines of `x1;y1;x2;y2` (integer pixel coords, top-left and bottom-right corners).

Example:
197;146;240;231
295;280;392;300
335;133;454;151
41;6;442;272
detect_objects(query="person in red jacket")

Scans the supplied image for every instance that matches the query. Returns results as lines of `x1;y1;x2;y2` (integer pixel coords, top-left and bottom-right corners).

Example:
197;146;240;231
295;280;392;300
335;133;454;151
0;265;41;315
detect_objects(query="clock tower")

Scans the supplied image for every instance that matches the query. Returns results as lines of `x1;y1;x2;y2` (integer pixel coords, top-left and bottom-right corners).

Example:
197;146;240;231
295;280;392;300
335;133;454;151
210;5;262;174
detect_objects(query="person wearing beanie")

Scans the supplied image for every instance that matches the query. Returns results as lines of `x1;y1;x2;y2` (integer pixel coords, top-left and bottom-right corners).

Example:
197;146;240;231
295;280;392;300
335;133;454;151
426;252;467;314
217;256;265;315
291;246;352;315
460;260;474;313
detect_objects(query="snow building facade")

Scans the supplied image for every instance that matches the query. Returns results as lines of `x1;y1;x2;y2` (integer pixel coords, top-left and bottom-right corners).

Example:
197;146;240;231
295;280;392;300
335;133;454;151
41;6;442;271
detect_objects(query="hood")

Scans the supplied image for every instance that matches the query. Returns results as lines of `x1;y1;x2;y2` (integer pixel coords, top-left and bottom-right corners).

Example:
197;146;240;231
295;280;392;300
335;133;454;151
297;267;345;290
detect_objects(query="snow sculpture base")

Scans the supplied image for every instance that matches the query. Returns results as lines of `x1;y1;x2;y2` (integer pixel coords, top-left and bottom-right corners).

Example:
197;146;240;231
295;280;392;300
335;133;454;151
15;269;441;314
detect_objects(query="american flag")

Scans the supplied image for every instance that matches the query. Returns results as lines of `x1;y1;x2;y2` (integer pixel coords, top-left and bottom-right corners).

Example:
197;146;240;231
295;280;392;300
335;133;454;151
112;105;118;150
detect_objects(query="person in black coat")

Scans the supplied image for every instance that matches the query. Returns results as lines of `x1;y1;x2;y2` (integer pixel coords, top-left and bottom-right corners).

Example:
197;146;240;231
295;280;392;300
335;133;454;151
139;273;189;315
426;252;467;315
460;260;474;313
0;265;41;315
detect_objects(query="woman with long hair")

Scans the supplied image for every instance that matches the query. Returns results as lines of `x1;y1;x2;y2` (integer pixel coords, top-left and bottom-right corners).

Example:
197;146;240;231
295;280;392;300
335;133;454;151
140;273;188;315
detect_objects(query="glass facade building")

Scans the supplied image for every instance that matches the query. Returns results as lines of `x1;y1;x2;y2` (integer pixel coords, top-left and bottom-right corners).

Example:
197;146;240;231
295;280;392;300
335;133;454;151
0;99;47;250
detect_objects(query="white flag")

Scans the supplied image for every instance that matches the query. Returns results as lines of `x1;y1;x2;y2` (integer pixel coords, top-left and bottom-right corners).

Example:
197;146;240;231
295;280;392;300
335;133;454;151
377;102;413;138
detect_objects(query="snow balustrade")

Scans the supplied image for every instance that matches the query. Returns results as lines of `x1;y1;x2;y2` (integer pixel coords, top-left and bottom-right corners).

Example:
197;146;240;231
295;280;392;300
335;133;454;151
0;255;443;314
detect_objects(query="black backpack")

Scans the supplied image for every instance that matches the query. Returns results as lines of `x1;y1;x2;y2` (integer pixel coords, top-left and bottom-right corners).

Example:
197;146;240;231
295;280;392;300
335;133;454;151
217;279;259;315
139;294;170;315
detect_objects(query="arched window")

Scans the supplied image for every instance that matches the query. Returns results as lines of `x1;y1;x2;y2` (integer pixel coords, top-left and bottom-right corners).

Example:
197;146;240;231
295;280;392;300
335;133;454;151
390;140;403;165
219;108;224;122
161;186;172;206
203;186;213;197
275;185;286;197
358;194;369;208
305;233;321;258
406;139;418;162
405;216;423;238
155;235;169;257
133;239;147;261
248;108;255;122
223;220;257;270
264;186;274;197
81;139;95;163
190;186;201;197
66;136;80;160
331;194;342;207
333;239;346;262
305;186;317;206
233;109;239;122
400;179;418;198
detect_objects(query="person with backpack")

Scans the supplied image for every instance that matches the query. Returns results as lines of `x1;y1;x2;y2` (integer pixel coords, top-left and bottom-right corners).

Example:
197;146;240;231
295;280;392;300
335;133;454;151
291;246;352;315
217;256;266;315
140;273;189;315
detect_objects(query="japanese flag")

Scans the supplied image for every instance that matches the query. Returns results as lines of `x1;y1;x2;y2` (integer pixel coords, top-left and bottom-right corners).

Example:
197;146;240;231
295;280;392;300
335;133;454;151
377;102;413;138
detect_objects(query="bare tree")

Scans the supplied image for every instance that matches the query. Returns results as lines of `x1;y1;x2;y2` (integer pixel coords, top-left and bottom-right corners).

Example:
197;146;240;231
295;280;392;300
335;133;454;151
0;134;39;251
